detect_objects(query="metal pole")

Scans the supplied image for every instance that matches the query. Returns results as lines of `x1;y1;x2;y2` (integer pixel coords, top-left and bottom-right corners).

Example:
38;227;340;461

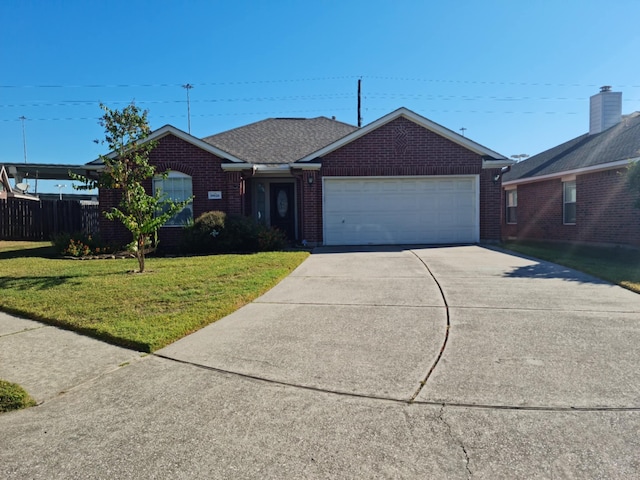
19;116;28;163
357;79;362;127
182;84;193;134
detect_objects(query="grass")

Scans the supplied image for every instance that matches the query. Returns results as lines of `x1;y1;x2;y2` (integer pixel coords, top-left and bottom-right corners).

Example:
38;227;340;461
0;241;309;352
501;241;640;294
0;380;36;413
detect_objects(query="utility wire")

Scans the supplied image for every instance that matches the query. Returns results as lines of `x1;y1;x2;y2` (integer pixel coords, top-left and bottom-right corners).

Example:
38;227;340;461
0;108;581;122
4;93;637;110
2;76;639;90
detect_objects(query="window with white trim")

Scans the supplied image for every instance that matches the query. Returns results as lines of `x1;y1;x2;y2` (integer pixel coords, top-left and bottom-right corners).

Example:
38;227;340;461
506;189;517;224
563;180;576;224
153;171;193;226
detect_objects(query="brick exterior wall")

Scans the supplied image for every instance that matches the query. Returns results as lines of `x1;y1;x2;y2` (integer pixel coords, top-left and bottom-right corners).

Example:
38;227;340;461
501;168;640;248
98;121;506;248
99;133;239;249
307;116;502;243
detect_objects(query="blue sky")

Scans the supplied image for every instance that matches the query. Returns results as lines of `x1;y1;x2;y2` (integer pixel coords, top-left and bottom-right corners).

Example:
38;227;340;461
2;0;640;193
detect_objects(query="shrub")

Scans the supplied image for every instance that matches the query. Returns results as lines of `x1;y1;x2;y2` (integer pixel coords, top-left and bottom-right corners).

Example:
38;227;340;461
180;211;227;253
257;226;287;251
216;215;260;252
181;211;289;254
0;380;36;413
52;232;117;257
195;210;227;232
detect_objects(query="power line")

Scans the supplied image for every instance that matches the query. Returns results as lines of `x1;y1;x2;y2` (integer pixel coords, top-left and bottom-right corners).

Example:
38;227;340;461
0;108;582;123
0;76;360;89
0;93;356;108
2;76;639;90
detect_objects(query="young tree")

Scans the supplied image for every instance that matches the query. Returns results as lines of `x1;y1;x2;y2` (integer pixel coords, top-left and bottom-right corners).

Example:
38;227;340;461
73;103;191;272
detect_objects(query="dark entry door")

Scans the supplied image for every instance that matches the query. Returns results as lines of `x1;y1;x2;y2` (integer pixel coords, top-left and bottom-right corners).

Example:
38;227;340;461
270;183;295;241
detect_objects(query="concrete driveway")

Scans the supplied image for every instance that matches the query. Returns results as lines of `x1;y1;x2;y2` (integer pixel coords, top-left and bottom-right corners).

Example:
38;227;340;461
1;245;639;478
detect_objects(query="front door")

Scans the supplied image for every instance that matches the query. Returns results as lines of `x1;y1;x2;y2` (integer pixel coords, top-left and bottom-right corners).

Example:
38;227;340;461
269;183;295;241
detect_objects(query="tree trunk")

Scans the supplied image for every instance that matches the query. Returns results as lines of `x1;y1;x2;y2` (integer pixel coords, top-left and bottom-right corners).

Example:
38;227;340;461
137;233;146;273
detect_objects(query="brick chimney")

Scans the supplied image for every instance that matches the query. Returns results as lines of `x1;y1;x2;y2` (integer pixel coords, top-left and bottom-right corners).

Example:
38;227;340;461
589;86;622;135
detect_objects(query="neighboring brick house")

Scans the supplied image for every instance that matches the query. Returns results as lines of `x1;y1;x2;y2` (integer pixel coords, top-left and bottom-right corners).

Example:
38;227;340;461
96;107;512;248
502;87;640;248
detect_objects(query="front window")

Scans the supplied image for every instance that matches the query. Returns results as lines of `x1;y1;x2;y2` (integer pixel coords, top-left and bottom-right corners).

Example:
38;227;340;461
153;171;193;226
563;180;576;225
506;189;517;224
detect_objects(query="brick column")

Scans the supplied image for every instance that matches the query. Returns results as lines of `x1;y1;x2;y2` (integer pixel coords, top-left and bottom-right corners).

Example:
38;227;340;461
225;171;243;216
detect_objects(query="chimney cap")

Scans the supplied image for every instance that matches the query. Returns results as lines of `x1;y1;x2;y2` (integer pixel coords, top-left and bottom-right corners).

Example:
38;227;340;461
600;85;612;92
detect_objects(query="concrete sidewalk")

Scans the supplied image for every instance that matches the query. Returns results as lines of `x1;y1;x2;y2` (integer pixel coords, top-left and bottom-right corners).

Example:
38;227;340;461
1;245;639;479
0;312;144;403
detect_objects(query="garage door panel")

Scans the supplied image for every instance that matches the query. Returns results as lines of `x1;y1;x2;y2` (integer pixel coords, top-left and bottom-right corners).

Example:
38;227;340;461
323;176;479;246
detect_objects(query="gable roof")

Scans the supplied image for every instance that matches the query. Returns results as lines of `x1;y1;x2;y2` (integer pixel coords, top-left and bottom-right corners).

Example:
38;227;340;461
503;112;640;184
202;117;358;165
297;107;509;166
88;124;246;165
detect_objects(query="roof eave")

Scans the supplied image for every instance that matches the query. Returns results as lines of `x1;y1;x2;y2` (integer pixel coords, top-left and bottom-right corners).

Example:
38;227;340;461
502;157;639;186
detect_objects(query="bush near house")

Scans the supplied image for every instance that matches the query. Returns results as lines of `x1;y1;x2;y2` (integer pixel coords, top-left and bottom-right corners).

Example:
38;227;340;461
181;211;287;254
51;232;118;257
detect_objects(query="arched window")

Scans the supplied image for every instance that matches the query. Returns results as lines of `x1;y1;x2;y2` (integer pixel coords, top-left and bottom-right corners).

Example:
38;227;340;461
152;171;193;226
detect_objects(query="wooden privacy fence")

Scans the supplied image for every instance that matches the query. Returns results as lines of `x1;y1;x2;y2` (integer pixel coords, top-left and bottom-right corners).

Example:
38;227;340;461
0;198;100;241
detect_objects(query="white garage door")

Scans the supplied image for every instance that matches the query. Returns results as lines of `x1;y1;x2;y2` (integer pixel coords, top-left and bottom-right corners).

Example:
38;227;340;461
323;176;479;246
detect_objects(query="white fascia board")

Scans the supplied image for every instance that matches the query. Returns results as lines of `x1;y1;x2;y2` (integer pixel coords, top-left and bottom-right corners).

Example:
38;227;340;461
291;163;321;171
502;157;639;187
88;125;245;165
299;107;508;162
222;163;320;174
483;159;516;169
254;164;291;174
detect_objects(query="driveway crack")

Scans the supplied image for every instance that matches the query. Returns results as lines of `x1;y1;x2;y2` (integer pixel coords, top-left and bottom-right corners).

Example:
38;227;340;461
409;251;450;402
438;404;472;479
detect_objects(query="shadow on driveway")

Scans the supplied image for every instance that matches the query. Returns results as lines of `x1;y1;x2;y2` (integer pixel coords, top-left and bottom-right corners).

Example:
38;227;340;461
502;262;610;285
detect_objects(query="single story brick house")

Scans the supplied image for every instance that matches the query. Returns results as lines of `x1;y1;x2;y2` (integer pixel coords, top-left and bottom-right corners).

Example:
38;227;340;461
96;107;512;249
502;87;640;248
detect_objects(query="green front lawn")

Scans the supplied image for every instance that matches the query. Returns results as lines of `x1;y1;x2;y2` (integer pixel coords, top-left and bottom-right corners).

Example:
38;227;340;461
501;241;640;294
0;241;309;352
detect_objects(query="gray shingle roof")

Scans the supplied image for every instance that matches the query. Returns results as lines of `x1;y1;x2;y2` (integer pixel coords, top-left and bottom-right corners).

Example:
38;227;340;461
202;117;358;164
503;112;640;182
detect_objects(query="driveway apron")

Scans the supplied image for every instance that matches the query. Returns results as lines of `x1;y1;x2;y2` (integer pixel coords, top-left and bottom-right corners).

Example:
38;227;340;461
158;247;447;400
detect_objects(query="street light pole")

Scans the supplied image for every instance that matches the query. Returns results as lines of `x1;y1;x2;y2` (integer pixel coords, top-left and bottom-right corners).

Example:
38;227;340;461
55;184;66;200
